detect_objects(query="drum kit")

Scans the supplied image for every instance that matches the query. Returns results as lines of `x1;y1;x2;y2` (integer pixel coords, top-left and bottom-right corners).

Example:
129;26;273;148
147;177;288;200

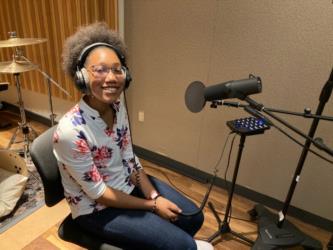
0;32;70;161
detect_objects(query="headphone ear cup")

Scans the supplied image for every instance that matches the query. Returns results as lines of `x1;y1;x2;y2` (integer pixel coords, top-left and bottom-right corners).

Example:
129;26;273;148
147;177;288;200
124;67;132;89
74;68;90;94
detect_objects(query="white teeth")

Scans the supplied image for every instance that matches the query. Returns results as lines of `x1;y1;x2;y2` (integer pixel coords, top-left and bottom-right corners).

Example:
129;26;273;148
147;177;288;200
103;86;117;94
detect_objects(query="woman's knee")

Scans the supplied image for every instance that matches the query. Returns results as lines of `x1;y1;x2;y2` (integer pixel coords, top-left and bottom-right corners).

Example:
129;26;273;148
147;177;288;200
195;210;204;228
184;211;204;236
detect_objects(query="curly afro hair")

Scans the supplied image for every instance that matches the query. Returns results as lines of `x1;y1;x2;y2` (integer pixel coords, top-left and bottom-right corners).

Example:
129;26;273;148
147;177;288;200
62;22;127;79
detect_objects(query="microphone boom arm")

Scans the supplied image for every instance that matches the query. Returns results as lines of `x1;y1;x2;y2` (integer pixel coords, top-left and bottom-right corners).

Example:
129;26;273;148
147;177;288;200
243;96;333;157
216;100;333;121
212;98;333;158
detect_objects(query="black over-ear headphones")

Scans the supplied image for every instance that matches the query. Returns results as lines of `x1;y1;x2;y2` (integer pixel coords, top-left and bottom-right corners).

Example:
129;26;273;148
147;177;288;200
74;42;132;94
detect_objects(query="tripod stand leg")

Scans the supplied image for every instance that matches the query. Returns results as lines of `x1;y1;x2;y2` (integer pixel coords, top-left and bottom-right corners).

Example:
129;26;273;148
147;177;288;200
208;202;222;225
208;204;254;245
230;229;254;245
207;230;223;242
6;126;19;149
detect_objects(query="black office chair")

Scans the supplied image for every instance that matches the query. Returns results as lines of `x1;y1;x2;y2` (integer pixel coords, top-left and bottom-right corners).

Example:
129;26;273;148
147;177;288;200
30;126;121;250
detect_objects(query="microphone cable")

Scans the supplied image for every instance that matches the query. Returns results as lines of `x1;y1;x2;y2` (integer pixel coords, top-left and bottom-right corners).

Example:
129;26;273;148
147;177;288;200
123;91;143;188
224;133;237;223
179;131;235;217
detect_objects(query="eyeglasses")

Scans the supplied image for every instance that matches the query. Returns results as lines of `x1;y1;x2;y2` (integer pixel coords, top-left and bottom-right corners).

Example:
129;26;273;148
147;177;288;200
87;65;126;79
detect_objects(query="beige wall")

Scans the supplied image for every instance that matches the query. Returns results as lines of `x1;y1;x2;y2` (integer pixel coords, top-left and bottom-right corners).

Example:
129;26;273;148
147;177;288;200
124;0;333;220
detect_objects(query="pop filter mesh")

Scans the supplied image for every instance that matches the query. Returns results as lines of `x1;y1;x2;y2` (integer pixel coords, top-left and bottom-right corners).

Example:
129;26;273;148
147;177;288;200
185;81;206;113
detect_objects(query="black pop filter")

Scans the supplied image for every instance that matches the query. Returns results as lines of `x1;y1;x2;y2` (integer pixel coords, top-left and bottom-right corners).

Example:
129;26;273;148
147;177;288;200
185;81;206;113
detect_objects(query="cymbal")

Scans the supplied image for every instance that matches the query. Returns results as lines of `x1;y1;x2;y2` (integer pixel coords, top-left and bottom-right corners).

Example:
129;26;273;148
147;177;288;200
0;60;38;74
0;37;47;48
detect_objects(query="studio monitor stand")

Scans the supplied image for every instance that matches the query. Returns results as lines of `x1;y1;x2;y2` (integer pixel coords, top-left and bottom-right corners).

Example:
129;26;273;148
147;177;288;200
208;116;270;246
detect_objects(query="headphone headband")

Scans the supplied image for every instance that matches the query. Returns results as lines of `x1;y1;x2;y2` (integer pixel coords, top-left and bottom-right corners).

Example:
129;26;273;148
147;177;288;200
77;42;126;69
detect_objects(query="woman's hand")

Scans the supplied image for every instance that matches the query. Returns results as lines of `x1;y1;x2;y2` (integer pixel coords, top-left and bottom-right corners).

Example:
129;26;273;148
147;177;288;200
154;196;182;221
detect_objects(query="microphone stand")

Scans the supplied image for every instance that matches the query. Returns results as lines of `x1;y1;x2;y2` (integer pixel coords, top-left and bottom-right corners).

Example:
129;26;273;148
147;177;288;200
244;97;325;250
221;70;332;249
210;68;333;249
218;98;330;249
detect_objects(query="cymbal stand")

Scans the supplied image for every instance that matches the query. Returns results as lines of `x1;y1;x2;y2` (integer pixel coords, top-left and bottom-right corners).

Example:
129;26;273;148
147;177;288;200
7;73;37;161
20;55;71;126
47;76;56;126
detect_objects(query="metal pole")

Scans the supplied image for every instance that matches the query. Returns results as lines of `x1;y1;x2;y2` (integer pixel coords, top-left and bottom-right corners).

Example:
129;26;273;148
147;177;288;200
46;77;56;126
14;73;29;161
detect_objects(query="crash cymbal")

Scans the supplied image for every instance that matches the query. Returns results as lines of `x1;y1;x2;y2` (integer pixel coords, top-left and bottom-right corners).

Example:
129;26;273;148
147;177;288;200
0;60;37;74
0;37;47;48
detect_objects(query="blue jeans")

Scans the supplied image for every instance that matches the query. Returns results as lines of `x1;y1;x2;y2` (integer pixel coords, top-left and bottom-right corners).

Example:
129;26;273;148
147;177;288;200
75;176;204;250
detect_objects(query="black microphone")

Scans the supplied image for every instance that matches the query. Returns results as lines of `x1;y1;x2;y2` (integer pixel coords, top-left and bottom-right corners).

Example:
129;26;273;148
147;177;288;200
185;75;262;113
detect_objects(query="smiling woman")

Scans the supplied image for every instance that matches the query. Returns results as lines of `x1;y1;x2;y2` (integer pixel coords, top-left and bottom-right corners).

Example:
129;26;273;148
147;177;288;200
52;22;213;250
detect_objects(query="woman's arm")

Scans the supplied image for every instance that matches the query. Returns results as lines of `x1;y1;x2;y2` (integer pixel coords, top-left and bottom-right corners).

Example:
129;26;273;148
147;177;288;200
130;169;157;199
97;183;182;221
96;186;154;210
129;169;182;220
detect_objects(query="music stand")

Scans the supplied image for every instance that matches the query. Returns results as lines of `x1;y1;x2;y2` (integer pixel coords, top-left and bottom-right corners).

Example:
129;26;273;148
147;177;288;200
208;116;270;246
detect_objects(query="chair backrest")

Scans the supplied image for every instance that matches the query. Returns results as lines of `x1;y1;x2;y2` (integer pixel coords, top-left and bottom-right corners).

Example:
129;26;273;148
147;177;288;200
31;126;123;250
30;125;64;207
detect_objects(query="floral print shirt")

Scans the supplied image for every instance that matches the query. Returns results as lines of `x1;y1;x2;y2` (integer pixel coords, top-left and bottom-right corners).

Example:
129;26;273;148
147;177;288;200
53;97;142;219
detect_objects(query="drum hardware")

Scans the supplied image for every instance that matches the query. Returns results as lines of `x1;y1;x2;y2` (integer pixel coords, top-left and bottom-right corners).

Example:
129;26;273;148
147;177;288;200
19;54;71;126
0;58;38;73
4;71;38;161
0;32;47;161
0;31;47;48
0;57;39;152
